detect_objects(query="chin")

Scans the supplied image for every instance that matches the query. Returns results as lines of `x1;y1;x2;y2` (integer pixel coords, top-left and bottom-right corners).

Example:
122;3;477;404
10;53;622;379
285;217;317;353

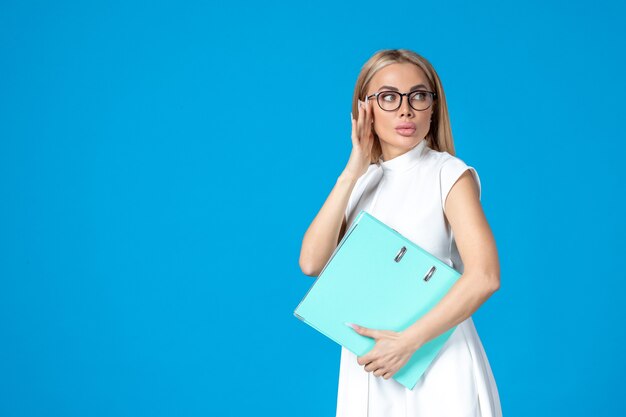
377;130;424;149
392;134;423;147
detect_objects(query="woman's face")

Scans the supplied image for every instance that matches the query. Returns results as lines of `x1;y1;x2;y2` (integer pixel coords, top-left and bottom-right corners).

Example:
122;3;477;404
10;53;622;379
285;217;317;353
367;63;435;161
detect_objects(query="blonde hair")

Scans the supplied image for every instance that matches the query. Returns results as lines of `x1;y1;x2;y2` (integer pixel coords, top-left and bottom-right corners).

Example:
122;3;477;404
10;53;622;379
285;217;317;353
352;49;456;163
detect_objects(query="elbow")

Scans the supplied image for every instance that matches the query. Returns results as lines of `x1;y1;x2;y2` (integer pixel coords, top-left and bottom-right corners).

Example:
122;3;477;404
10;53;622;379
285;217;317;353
300;264;318;277
487;274;500;294
467;269;500;294
299;257;319;277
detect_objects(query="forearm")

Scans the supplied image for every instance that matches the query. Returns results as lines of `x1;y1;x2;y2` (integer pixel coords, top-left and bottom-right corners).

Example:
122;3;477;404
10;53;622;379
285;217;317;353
402;271;499;349
299;171;359;276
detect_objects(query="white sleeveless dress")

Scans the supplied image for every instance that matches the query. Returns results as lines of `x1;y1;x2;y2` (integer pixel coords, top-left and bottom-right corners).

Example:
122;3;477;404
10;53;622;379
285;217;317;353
335;139;502;417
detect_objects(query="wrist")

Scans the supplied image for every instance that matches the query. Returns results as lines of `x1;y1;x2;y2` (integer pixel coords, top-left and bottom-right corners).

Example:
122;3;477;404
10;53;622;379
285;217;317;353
337;170;360;185
401;324;426;352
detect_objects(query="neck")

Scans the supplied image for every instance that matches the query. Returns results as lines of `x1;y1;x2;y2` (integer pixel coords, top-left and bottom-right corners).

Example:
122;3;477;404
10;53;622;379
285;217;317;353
380;139;425;162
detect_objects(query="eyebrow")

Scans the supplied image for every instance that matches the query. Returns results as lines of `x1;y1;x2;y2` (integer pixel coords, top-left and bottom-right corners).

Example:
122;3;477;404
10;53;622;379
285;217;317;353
377;84;429;91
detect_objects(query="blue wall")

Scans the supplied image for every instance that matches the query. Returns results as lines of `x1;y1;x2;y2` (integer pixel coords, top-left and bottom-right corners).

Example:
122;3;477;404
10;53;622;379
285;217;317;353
1;0;625;415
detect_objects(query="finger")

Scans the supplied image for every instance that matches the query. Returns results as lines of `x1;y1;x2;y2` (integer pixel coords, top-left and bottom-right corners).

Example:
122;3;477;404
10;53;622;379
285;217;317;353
363;360;378;372
359;98;369;135
382;372;392;380
360;99;373;145
352;324;378;339
357;351;375;367
362;98;369;129
350;114;359;148
356;99;365;142
366;98;375;133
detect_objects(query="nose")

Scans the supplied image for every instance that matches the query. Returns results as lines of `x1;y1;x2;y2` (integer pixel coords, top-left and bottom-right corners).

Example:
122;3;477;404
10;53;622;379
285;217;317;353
399;94;414;117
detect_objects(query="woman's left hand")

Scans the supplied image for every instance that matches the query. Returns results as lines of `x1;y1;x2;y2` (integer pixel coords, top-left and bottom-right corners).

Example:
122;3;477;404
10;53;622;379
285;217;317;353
348;323;420;380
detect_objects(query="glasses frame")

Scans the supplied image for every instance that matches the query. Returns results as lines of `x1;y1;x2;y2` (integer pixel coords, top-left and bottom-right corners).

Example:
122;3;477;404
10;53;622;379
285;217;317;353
366;90;438;112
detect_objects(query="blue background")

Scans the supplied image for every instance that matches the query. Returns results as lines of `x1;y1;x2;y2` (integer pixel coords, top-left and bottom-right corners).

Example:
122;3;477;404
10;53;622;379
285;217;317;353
1;0;625;416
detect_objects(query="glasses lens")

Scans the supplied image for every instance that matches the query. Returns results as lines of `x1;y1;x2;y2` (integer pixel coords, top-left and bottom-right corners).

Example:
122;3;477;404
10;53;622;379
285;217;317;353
409;91;433;111
378;91;401;111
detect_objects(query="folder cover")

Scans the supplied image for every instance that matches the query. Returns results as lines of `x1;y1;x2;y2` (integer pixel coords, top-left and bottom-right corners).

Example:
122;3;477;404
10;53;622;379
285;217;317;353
294;210;461;390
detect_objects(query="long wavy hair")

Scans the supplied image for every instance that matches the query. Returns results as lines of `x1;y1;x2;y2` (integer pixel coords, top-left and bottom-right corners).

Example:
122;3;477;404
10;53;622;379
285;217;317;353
352;49;456;163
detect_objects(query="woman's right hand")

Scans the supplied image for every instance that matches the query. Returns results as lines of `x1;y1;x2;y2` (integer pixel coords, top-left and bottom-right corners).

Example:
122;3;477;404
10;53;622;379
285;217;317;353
344;97;375;180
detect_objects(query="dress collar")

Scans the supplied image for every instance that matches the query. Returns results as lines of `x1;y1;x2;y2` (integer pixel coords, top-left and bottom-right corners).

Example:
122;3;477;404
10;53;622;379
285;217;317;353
377;139;430;175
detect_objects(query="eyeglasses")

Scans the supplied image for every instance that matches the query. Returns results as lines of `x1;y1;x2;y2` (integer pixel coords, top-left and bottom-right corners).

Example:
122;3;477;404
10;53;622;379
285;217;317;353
366;90;437;112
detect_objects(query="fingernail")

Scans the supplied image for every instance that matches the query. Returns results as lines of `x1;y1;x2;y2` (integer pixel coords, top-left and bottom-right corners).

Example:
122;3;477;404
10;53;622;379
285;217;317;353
344;322;358;330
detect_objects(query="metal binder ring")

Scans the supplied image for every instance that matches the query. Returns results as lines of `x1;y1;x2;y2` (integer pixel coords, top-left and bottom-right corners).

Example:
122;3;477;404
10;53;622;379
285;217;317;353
394;246;407;262
423;266;436;282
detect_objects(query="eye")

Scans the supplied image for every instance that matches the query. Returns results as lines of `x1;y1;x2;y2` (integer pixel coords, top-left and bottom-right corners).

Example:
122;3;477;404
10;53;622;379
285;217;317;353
381;92;399;102
411;92;427;101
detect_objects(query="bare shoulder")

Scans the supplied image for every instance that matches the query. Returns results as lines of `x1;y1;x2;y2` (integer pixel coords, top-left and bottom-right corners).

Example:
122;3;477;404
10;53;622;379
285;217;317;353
445;170;499;281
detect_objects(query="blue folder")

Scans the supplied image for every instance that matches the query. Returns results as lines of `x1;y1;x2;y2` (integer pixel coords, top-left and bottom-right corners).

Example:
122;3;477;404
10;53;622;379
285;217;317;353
294;210;461;390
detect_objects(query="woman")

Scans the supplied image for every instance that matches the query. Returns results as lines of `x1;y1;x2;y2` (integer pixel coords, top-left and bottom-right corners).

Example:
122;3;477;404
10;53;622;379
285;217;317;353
299;49;502;417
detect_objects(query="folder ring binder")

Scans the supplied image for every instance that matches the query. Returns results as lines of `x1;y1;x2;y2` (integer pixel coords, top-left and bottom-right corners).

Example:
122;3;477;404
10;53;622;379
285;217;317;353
294;210;462;390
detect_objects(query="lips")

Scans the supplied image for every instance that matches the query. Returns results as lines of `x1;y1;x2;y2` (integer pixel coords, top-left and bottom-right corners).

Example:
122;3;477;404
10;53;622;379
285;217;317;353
395;123;416;136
